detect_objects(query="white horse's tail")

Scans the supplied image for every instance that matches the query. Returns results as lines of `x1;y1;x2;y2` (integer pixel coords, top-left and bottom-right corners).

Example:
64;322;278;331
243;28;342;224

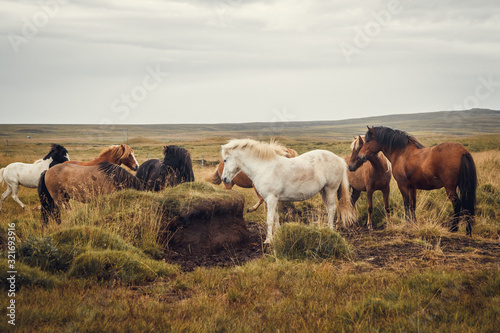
0;168;4;186
337;165;357;227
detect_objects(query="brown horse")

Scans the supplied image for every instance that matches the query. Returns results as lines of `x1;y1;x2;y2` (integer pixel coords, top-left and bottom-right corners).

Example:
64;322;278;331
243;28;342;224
38;162;144;223
64;144;139;171
346;135;392;230
348;126;477;236
209;147;297;212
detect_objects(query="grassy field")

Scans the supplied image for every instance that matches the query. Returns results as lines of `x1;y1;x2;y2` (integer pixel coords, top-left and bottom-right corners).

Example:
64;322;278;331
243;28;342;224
0;116;499;332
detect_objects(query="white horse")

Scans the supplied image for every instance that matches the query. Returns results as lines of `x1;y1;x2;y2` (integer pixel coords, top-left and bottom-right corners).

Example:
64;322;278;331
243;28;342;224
221;139;356;244
0;144;69;211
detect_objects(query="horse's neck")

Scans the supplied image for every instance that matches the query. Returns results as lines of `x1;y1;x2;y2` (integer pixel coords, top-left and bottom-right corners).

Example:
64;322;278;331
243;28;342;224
382;143;419;165
367;154;387;172
33;158;52;170
235;153;275;182
94;153;120;165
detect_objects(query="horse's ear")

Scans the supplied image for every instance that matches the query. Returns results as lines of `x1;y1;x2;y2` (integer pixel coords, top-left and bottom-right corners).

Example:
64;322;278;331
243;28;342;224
358;135;364;143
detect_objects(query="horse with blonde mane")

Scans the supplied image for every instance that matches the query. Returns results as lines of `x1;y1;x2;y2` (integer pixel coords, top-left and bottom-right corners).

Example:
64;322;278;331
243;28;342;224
221;139;356;244
210;145;297;212
349;126;477;236
346;135;392;229
64;144;139;171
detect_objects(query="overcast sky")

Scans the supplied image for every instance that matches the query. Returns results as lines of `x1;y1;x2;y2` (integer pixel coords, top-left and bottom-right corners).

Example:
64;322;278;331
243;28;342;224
1;0;499;125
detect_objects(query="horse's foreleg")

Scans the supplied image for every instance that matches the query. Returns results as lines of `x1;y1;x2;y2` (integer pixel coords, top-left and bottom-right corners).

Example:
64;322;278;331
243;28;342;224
398;183;414;223
409;188;417;222
0;186;13;211
366;188;374;230
382;185;391;227
264;196;278;244
350;188;361;207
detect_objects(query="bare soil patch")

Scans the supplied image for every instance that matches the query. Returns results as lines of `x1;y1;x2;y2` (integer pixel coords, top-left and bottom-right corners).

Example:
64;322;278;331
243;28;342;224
165;222;500;272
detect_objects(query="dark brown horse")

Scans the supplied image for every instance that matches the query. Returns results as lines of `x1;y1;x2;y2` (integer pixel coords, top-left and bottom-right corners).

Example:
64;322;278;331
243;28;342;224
136;145;195;191
346;136;392;229
38;162;144;224
209;147;298;212
348;126;477;236
64;144;139;171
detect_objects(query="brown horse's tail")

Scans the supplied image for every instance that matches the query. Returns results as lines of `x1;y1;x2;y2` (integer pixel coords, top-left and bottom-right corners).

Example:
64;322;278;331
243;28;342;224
337;164;358;227
38;171;60;224
208;165;222;185
459;153;477;233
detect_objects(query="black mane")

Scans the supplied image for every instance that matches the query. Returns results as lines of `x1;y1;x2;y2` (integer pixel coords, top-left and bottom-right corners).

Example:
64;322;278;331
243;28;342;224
97;162;144;191
365;126;424;150
136;146;195;192
162;146;195;185
44;144;69;168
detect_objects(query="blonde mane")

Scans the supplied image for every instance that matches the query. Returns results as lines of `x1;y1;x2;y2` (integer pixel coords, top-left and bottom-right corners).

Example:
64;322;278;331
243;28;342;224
222;139;291;160
350;136;364;151
99;145;132;161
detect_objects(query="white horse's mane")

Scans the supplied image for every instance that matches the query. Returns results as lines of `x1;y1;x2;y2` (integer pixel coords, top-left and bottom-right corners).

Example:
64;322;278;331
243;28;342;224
222;138;290;160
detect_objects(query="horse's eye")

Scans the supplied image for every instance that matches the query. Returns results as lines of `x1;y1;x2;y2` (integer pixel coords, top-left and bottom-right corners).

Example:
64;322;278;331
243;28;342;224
223;159;227;163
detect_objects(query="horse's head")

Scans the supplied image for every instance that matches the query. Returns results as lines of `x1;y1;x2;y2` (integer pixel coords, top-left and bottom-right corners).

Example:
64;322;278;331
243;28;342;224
220;146;240;184
45;144;70;167
117;144;139;171
348;127;382;171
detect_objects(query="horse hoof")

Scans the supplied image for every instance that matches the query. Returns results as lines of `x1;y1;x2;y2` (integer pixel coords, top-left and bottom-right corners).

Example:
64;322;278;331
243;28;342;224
264;239;272;245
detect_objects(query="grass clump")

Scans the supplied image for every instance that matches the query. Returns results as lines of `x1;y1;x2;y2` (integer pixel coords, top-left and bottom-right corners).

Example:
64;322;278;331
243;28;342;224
272;222;352;261
0;260;59;290
18;226;143;274
68;250;178;285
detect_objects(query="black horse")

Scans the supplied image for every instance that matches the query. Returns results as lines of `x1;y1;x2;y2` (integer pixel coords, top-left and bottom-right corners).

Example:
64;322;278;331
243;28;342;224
136;145;195;191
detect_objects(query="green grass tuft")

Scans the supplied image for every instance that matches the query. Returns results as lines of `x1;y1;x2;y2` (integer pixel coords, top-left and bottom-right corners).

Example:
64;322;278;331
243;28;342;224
0;260;59;290
68;250;178;285
272;223;352;260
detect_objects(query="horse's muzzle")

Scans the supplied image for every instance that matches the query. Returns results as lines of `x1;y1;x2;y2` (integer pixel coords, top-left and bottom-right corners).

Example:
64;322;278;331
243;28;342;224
222;177;231;184
348;164;358;172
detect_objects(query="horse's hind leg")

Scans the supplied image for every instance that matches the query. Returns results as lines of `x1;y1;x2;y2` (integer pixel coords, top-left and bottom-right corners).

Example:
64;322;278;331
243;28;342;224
320;187;337;229
446;187;461;233
248;186;265;212
9;184;27;211
0;186;13;211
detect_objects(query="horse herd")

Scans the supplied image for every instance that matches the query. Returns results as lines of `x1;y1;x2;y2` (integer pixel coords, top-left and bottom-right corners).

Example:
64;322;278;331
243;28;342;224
0;126;477;243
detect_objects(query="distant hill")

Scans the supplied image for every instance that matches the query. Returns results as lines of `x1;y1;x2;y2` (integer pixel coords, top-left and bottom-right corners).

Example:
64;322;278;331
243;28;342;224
0;109;498;141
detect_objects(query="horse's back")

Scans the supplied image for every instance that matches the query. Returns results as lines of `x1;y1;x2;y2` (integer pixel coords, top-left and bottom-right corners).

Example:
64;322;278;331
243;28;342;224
399;142;470;189
44;163;113;202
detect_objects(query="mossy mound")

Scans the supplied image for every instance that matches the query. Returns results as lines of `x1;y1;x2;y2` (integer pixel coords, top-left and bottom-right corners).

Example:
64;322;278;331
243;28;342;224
65;182;249;257
69;250;178;284
273;223;352;261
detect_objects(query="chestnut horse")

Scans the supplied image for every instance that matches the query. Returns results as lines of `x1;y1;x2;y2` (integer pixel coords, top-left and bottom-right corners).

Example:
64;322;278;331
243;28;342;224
38;162;144;224
64;144;139;171
210;147;297;212
348;126;477;236
346;136;392;229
